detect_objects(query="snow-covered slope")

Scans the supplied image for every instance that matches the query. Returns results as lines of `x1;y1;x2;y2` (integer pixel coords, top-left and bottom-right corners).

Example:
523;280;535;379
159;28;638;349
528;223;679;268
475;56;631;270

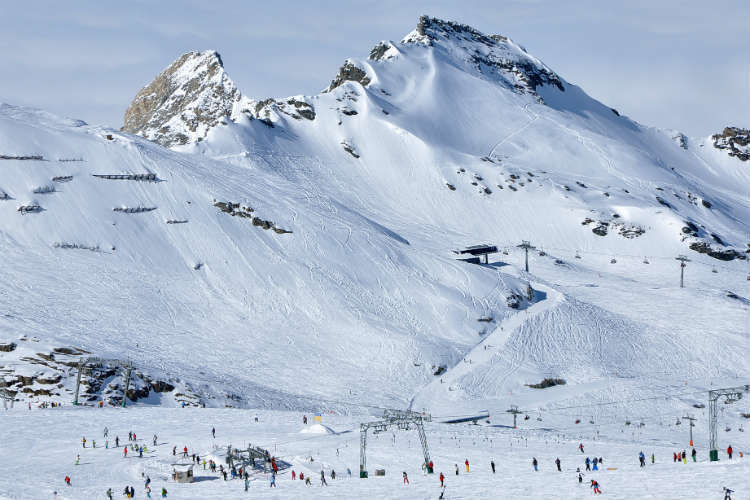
1;16;749;428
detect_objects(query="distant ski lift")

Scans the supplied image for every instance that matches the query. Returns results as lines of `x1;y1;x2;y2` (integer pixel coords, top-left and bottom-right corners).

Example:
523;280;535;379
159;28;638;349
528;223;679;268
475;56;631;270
643;257;650;264
675;418;681;426
538;248;546;256
454;244;499;264
610;258;617;264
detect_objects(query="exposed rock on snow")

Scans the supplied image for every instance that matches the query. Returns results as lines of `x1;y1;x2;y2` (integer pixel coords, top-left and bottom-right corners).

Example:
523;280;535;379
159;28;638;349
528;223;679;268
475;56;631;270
712;126;750;161
121;50;250;146
326;60;372;92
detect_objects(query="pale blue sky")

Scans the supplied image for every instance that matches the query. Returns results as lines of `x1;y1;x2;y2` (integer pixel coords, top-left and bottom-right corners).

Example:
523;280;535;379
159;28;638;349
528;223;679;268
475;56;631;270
1;0;747;136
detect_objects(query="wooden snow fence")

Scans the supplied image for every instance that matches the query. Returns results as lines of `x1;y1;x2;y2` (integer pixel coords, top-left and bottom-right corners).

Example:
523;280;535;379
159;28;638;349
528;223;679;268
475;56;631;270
113;206;156;214
93;173;157;181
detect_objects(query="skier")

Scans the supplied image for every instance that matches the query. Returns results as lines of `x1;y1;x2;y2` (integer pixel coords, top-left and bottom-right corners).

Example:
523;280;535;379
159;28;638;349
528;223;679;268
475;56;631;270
692;448;697;462
128;431;133;441
585;457;591;471
123;447;128;458
347;468;352;478
146;485;152;499
331;469;336;480
403;471;409;484
106;487;113;500
321;470;328;486
532;457;538;471
555;457;561;472
82;437;86;448
673;451;678;463
161;487;167;498
153;434;157;446
139;446;143;458
440;472;445;487
491;460;496;473
75;454;80;465
727;445;733;459
651;453;655;464
270;472;276;487
592;457;598;471
724;487;734;500
303;415;308;424
115;436;119;448
590;479;602;494
639;451;646;467
172;446;176;456
65;476;71;486
579;443;584;453
577;467;583;484
92;439;96;448
183;446;188;458
212;427;215;438
465;459;469;472
439;485;446;500
292;470;296;481
455;464;459;475
244;477;249;491
682;450;687;464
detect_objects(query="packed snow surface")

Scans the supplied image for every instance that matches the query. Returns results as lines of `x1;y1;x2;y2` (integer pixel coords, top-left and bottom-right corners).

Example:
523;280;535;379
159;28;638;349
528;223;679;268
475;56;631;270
0;15;749;500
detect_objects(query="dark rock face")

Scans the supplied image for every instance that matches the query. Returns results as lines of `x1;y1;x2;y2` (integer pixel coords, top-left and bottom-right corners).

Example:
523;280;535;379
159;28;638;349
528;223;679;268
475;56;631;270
712;127;750;161
326;62;371;92
0;342;17;352
689;241;746;261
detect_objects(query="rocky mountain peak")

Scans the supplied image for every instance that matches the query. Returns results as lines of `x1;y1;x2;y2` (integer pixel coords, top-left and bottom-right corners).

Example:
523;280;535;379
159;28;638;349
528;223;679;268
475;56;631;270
122;50;249;147
712;126;750;161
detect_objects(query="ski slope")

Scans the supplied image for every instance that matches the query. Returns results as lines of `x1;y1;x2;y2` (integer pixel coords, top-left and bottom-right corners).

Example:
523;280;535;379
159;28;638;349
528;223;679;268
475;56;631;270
0;15;749;499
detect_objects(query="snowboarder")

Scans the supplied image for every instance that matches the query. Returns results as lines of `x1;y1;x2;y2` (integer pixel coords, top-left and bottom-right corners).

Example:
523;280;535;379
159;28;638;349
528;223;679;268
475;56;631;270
590;479;602;494
403;471;409;484
491;460;496;473
321;470;327;486
465;459;469;473
532;457;538;471
556;457;561;472
692;448;697;462
579;443;584;453
727;445;733;459
440;472;445;487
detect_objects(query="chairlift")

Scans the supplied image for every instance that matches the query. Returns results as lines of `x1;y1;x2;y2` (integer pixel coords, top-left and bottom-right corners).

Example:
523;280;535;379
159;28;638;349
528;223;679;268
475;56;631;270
502;248;509;255
711;267;718;274
610;258;617;264
575;251;581;259
675;418;681;426
643;257;649;264
524;414;530;421
538;248;546;257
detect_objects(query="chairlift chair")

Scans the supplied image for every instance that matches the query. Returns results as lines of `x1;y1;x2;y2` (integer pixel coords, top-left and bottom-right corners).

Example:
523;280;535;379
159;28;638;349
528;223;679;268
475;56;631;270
610;258;617;264
575;251;581;259
712;267;718;273
643;257;649;264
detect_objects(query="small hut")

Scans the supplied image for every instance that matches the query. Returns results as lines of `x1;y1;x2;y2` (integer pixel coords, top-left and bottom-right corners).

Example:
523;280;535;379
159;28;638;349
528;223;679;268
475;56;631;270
172;464;194;483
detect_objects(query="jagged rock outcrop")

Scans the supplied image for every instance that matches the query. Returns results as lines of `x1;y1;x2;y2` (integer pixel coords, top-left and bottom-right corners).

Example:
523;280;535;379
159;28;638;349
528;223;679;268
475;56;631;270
712;127;750;161
402;15;564;94
122;51;251;147
326;61;372;92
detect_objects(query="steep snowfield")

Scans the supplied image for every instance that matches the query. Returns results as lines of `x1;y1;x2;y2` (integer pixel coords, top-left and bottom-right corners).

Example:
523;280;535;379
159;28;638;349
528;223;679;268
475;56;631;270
0;15;748;460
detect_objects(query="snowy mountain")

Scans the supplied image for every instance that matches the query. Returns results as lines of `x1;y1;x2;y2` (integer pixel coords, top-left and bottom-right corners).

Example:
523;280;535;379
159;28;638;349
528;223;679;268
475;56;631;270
1;15;748;428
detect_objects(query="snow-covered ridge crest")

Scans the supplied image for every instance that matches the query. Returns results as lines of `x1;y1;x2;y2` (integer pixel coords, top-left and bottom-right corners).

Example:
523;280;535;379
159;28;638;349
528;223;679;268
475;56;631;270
402;15;563;94
121;50;252;147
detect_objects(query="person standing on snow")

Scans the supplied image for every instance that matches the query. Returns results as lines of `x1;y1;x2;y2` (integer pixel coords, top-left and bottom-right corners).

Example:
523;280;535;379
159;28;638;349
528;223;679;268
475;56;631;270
465;459;469;473
585;457;591;471
723;487;733;500
590;479;602;494
491;460;496;473
123;447;128;458
691;448;697;462
440;472;445;487
592;457;598;471
577;468;583;484
81;437;86;448
403;471;409;484
727;445;733;459
638;451;646;467
555;457;561;472
455;464;459;475
211;427;215;439
320;470;327;486
579;443;584;453
532;457;538;471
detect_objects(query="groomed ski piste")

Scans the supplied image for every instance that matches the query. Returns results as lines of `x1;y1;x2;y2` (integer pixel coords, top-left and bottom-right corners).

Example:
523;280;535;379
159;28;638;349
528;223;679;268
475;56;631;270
1;15;749;500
